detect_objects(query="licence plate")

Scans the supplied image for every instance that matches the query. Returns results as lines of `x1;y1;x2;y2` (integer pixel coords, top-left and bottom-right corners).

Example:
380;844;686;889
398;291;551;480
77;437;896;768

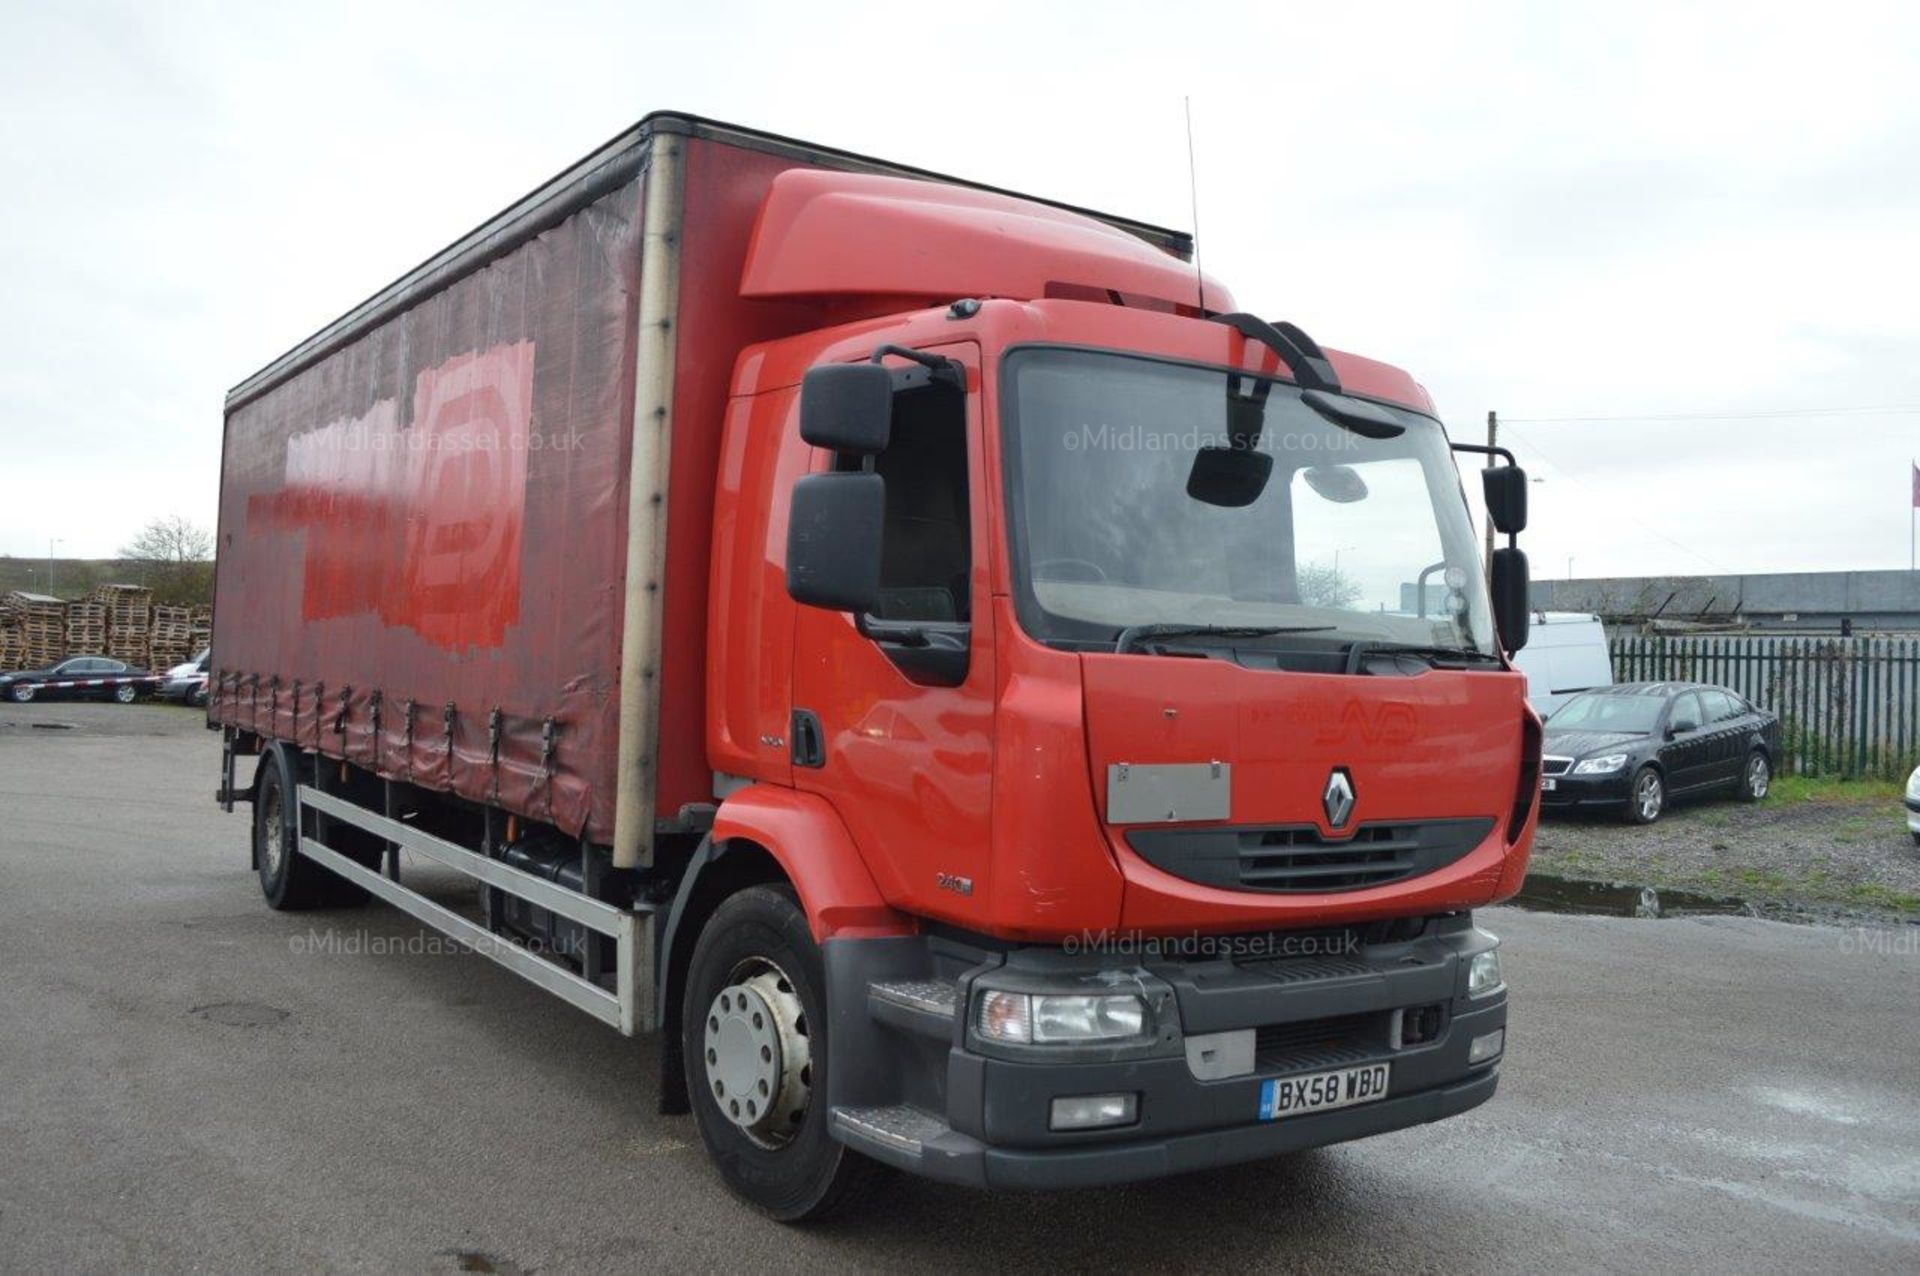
1541;777;1558;791
1258;1062;1390;1120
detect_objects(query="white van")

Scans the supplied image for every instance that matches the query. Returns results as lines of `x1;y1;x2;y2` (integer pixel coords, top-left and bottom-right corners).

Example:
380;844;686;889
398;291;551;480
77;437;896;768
1512;612;1612;716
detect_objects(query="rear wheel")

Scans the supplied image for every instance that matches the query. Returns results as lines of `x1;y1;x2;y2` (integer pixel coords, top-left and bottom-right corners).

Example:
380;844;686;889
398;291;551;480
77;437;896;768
254;752;363;909
1738;750;1770;802
1624;766;1664;824
682;884;878;1221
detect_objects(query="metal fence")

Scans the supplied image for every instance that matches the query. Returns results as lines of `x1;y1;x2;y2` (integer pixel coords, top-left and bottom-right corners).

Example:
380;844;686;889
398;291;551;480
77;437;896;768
1610;634;1920;780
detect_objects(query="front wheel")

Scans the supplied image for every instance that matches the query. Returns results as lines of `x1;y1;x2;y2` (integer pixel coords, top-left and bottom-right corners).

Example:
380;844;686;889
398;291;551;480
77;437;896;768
1624;766;1664;824
1738;750;1770;802
9;683;34;703
682;884;878;1221
113;683;137;704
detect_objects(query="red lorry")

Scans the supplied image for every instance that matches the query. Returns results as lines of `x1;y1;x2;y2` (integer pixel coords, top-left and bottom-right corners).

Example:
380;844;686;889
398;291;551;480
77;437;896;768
212;113;1539;1219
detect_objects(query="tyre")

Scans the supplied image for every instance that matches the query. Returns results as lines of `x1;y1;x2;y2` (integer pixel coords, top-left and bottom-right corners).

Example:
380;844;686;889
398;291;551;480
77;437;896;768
254;751;358;909
1737;750;1770;802
188;683;208;708
1624;765;1664;824
682;884;878;1221
113;683;137;704
1912;831;1920;849
9;683;33;703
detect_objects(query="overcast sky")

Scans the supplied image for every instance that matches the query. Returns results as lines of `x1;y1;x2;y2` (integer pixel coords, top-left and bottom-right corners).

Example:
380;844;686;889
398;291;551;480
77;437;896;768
3;0;1917;581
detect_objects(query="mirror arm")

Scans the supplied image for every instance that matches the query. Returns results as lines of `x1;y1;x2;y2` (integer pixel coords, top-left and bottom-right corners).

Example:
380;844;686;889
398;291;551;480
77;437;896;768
1449;441;1517;467
870;344;964;392
1207;313;1341;392
855;614;932;648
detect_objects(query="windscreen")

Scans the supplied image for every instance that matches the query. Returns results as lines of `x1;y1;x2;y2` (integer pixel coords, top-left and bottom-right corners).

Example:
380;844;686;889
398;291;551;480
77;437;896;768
1548;693;1663;734
1001;348;1494;652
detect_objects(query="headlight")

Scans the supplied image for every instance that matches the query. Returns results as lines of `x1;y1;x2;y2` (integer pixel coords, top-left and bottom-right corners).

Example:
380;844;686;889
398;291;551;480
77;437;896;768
1467;945;1504;999
1907;768;1920;801
975;991;1150;1045
1572;753;1629;775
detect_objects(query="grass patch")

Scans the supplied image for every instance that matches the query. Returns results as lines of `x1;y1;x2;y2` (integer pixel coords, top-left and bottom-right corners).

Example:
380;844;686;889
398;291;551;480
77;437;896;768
1771;774;1906;805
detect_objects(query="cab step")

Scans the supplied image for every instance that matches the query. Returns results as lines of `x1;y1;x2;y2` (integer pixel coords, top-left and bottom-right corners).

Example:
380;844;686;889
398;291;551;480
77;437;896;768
832;1103;949;1157
867;979;958;1039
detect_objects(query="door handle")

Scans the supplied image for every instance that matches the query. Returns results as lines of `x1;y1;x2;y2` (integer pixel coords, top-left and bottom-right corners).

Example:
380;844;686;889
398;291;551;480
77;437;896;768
791;708;826;769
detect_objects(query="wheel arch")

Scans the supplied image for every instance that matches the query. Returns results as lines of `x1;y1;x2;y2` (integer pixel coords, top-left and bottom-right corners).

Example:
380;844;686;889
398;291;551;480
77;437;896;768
653;784;909;1114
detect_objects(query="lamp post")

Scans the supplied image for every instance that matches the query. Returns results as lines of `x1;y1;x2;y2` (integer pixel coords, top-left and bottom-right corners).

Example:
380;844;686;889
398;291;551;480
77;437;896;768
47;538;62;597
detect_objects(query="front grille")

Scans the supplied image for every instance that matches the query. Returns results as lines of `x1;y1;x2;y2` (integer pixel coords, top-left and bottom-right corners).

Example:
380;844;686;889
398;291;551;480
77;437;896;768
1255;1012;1383;1073
1541;756;1573;776
1127;818;1495;894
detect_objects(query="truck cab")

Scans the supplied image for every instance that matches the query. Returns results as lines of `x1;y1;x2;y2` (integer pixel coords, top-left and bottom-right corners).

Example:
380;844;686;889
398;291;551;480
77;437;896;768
692;172;1537;1209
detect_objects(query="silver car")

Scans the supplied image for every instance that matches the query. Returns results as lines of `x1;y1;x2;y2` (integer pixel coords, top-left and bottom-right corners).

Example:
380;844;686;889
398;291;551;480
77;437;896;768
160;648;211;707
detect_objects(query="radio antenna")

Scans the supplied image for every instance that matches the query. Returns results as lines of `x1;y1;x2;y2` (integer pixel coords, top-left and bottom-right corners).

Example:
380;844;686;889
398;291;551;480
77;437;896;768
1183;95;1207;314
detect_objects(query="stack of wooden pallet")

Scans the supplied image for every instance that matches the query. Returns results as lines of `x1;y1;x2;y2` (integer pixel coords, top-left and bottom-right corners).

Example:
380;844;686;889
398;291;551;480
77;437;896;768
6;592;66;668
189;605;212;655
0;598;24;671
65;598;107;657
149;603;195;671
93;583;153;664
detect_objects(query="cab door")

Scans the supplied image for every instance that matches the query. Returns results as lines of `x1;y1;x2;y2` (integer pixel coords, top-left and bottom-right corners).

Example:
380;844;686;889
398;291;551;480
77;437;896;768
788;341;995;926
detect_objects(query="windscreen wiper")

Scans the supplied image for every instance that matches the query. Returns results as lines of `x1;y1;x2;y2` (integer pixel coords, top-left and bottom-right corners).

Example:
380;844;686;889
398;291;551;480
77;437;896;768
1342;641;1504;673
1114;623;1334;655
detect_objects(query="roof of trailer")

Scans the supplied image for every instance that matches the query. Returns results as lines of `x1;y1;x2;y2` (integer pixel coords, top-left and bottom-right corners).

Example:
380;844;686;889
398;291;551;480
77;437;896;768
225;112;1195;412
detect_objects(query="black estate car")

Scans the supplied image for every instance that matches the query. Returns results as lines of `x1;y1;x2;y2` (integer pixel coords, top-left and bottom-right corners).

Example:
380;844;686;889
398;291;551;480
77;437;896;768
1540;681;1780;824
0;657;162;704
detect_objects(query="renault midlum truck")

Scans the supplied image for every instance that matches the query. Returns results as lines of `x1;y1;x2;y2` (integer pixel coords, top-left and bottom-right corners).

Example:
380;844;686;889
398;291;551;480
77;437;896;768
210;113;1539;1219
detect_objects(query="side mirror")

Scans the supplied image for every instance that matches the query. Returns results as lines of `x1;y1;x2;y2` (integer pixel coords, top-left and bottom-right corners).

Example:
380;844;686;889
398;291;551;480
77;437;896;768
1483;465;1528;534
786;472;884;612
800;364;892;455
1490;547;1530;652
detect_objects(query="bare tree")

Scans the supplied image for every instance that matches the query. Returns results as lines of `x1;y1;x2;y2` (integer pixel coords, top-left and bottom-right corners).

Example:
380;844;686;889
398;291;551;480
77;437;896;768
119;516;215;604
1296;562;1362;610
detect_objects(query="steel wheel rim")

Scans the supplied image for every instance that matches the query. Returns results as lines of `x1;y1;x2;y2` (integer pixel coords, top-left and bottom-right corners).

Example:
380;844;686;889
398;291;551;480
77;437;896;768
261;786;286;878
703;957;811;1149
1637;773;1661;820
1748;756;1769;798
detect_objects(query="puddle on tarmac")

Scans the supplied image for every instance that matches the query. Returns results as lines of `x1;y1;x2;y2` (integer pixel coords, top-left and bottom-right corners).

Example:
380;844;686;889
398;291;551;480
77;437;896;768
1511;874;1751;919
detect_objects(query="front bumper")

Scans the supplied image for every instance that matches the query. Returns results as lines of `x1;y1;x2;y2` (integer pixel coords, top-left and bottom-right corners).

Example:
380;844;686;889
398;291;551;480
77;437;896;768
1539;767;1633;812
823;916;1505;1189
1905;793;1920;834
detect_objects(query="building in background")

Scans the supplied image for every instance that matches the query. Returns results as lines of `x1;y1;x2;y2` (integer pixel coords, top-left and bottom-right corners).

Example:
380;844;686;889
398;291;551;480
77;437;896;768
1530;570;1920;635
